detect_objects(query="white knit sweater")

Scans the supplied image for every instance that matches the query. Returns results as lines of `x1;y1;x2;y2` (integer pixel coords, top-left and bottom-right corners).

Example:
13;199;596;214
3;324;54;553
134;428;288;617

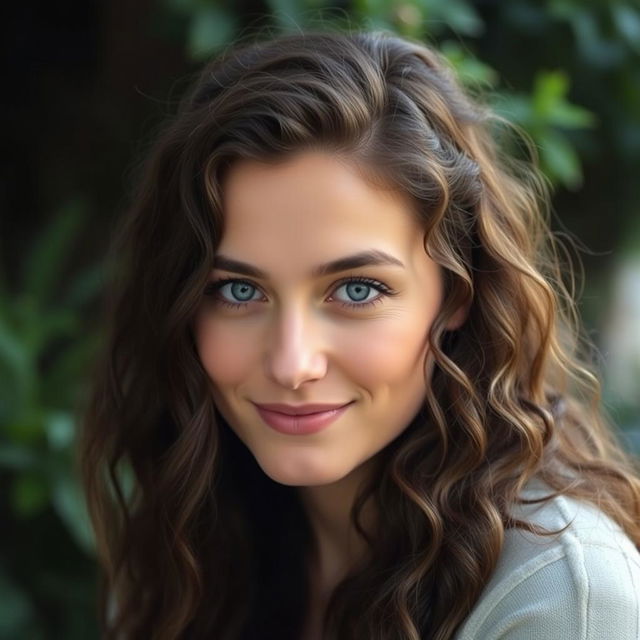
455;478;640;639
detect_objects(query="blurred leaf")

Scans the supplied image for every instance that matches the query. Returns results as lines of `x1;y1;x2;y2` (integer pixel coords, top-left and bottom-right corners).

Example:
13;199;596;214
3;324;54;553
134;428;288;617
26;307;80;356
0;318;33;424
502;0;549;33
489;71;595;186
0;569;34;638
22;198;86;309
546;0;578;20
45;411;75;451
532;70;596;129
559;6;626;68
393;3;427;38
424;0;484;37
353;0;391;19
440;41;498;88
612;4;640;54
352;0;424;33
51;475;96;555
615;118;640;158
42;333;101;409
3;407;45;446
266;0;308;31
37;569;98;625
63;262;104;308
492;93;534;126
0;442;38;470
538;129;583;189
187;6;237;61
116;458;137;505
11;472;50;517
532;70;568;117
547;101;596;129
360;13;395;31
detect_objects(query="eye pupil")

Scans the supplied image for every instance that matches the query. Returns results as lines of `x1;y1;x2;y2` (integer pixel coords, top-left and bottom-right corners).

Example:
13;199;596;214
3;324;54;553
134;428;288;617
232;282;255;301
346;282;369;301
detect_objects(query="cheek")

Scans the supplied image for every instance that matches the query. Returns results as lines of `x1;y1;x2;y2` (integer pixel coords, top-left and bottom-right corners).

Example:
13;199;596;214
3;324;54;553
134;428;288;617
194;319;258;385
336;313;430;385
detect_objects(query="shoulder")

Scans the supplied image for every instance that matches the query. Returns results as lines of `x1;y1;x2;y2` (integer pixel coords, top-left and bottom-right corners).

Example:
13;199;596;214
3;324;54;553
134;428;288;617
455;477;640;640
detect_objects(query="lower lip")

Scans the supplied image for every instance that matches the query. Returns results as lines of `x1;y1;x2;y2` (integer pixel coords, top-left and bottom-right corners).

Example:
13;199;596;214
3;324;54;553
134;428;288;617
254;403;353;435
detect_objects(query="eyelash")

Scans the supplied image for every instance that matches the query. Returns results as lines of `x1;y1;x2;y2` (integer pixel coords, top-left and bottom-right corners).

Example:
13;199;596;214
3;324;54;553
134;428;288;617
203;275;397;311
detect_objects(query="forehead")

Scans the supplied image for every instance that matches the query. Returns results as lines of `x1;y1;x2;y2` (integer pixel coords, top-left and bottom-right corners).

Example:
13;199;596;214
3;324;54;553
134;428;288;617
218;150;423;264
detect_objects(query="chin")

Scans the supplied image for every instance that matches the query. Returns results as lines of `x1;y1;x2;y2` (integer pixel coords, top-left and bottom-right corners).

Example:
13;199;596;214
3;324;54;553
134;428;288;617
255;451;351;487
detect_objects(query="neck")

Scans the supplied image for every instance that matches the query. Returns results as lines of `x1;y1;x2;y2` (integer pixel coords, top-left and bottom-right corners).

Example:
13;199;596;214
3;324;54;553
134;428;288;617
297;457;379;591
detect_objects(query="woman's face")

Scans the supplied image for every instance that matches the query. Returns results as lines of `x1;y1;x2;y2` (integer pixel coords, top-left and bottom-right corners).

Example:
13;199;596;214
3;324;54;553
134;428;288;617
193;150;453;487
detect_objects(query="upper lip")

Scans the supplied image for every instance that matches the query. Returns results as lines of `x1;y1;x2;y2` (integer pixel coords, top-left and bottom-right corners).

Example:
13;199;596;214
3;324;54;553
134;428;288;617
253;402;352;415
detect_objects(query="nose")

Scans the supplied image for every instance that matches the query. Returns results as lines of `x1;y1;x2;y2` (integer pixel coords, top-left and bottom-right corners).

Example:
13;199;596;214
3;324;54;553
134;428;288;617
265;303;328;390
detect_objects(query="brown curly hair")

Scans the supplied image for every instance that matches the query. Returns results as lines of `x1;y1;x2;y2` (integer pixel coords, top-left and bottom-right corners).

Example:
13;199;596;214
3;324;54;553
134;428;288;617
77;27;640;640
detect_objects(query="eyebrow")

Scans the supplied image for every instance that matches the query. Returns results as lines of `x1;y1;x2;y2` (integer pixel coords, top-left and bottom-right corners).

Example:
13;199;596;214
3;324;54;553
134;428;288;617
212;249;405;279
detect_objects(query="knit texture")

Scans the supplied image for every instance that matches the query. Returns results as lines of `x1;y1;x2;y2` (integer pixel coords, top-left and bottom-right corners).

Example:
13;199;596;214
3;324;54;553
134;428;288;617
455;478;640;639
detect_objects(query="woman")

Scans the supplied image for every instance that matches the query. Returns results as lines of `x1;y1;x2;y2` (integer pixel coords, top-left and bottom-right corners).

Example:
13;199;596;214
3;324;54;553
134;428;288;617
78;28;640;639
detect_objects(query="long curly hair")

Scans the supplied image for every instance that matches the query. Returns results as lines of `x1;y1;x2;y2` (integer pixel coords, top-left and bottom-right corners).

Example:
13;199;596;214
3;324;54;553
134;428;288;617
77;28;640;640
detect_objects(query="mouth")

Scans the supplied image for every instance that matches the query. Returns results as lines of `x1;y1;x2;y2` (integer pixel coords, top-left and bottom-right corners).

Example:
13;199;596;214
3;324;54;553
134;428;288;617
252;401;353;416
253;401;354;435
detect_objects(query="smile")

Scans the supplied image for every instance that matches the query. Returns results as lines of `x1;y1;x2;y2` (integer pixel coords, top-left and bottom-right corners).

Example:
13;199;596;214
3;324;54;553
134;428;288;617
253;402;354;435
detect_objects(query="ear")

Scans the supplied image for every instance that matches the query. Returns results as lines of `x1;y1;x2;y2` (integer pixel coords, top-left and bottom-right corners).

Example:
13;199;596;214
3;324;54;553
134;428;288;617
444;300;470;331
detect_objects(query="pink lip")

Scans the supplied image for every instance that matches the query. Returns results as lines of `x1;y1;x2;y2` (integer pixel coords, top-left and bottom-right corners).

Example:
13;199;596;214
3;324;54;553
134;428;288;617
253;402;353;435
254;402;351;415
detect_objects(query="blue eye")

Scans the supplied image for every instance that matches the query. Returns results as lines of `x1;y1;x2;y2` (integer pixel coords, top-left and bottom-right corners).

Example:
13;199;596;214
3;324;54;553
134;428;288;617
204;279;263;309
204;276;396;310
330;278;392;308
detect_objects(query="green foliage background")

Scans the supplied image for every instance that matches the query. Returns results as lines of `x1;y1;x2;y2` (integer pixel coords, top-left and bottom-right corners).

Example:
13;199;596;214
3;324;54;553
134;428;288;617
2;0;639;637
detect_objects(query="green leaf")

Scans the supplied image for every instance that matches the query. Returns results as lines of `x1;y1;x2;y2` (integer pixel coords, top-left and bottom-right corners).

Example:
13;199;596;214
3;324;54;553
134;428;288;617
568;8;625;68
533;70;569;118
187;7;237;61
41;332;100;409
63;262;104;308
538;130;583;189
24;307;79;356
4;406;46;446
22;198;86;309
429;0;484;37
440;41;498;88
547;102;596;129
353;0;392;19
531;70;595;129
612;4;640;54
0;318;34;424
359;13;396;31
0;569;35;638
492;93;534;127
0;442;38;470
44;411;75;451
547;0;575;21
266;0;308;31
11;472;50;517
51;475;96;555
116;458;137;505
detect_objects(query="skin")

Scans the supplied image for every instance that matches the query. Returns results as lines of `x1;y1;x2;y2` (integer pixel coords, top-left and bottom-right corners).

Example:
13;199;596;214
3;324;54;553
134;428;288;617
192;150;465;632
